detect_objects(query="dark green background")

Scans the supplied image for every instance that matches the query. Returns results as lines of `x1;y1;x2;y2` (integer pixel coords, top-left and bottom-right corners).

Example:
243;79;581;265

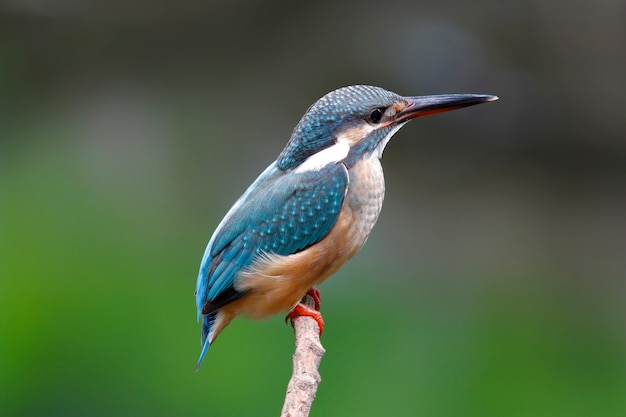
1;1;625;416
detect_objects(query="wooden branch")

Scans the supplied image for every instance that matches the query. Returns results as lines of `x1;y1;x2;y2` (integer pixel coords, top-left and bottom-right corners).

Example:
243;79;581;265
280;294;326;417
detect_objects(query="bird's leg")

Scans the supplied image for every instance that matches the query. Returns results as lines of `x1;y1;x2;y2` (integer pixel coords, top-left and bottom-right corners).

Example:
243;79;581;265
285;287;324;336
306;287;322;311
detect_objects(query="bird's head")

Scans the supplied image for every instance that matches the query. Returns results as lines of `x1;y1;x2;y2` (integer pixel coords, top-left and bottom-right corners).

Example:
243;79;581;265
277;85;497;172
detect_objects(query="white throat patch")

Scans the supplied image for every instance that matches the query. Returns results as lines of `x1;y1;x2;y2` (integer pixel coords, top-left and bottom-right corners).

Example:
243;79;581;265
294;141;350;173
293;122;407;173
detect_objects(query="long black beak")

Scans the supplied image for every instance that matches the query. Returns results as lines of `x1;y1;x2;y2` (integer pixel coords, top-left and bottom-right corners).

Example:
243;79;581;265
392;94;498;125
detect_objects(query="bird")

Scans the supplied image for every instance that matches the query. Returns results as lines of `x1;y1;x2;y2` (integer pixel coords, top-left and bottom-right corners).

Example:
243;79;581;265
194;85;497;369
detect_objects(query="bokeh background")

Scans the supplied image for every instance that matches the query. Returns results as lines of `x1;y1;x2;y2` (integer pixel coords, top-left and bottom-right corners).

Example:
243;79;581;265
1;0;625;416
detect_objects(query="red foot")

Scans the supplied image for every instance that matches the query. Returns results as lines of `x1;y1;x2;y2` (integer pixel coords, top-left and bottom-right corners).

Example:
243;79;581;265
286;304;325;336
285;287;324;336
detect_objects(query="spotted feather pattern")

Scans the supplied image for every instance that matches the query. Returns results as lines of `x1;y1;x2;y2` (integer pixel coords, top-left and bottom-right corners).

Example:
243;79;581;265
278;85;401;170
195;162;349;316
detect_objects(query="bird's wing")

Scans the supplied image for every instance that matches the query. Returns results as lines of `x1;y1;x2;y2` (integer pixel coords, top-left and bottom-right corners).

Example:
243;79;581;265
195;162;349;317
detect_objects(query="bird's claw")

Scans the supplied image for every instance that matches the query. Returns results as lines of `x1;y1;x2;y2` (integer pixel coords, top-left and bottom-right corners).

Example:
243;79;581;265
285;304;325;336
285;287;324;336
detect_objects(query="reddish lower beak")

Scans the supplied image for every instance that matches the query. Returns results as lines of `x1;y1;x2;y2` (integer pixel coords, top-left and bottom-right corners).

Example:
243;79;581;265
392;94;498;125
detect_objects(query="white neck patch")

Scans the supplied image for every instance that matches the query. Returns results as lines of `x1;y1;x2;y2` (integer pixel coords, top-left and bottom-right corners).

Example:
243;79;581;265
294;140;350;173
293;122;407;173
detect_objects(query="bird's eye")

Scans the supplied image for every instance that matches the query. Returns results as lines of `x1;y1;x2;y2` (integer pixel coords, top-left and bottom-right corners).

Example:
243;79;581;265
369;108;384;124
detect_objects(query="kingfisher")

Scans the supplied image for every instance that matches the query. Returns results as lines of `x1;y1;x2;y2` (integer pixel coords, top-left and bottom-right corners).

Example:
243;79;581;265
195;85;497;369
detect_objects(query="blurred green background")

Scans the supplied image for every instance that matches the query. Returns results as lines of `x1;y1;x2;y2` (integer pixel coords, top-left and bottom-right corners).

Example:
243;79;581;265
1;1;625;416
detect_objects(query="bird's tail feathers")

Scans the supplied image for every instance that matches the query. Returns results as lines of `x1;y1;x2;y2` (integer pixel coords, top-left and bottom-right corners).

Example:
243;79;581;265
195;312;217;370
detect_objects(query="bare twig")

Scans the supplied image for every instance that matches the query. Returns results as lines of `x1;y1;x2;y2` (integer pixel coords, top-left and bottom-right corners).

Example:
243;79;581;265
280;294;326;417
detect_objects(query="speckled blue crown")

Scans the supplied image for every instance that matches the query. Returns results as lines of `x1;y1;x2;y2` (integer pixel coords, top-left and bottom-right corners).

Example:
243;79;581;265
277;85;401;170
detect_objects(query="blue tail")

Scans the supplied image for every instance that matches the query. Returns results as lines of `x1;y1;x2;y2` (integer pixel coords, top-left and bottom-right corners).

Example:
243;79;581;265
195;312;217;370
195;338;211;370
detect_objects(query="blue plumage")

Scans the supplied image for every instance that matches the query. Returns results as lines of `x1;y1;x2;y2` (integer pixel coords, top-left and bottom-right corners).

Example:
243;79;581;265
277;86;400;170
195;161;348;344
194;85;497;369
